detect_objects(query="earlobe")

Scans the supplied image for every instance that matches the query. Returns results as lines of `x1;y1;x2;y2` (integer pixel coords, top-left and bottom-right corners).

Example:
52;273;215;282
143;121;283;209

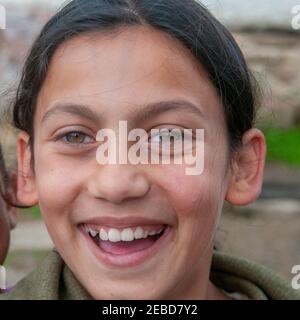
17;131;38;206
225;128;266;205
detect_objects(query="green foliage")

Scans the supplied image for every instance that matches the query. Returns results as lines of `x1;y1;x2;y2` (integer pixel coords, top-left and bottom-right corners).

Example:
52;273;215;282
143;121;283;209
264;127;300;166
19;206;41;221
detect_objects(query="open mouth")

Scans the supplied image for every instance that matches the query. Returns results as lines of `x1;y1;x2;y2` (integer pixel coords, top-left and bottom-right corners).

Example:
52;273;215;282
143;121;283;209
79;223;171;267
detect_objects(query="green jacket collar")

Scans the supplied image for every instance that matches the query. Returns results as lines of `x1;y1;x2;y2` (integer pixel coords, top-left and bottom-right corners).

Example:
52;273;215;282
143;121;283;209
1;249;299;300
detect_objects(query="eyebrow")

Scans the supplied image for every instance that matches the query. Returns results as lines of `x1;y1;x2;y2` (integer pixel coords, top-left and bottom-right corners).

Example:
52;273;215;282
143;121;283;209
133;100;205;123
41;103;99;124
41;99;205;124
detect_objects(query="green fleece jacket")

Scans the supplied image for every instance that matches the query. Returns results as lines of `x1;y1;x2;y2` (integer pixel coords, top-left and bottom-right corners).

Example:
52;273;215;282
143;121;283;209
1;249;299;300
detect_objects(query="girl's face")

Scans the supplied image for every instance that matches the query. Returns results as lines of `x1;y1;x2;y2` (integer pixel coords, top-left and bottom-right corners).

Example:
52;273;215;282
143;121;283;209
18;26;238;299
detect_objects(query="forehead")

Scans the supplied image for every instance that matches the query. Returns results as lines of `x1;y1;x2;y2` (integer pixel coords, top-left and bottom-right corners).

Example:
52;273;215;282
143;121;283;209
36;26;223;124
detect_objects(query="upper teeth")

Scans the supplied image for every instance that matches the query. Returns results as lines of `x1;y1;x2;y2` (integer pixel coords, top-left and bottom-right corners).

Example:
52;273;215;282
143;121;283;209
85;225;164;242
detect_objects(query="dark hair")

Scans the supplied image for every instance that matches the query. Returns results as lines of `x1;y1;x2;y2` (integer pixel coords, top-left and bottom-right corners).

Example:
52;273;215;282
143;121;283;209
0;145;11;205
12;0;259;151
0;145;24;208
0;145;9;189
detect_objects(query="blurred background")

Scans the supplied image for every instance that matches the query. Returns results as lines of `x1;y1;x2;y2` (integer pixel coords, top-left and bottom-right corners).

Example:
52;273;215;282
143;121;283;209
0;0;299;286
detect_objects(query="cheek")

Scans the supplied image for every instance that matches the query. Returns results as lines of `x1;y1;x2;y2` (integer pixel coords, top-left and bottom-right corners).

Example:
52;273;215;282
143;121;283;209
34;156;84;250
156;164;226;262
159;159;227;220
163;172;224;238
34;152;86;217
156;155;228;255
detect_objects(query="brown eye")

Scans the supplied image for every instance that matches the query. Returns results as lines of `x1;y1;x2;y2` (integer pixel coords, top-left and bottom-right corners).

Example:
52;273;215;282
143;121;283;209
63;131;93;144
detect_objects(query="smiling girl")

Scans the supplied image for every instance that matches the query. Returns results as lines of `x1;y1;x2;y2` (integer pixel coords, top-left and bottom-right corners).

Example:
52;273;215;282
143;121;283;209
1;0;299;300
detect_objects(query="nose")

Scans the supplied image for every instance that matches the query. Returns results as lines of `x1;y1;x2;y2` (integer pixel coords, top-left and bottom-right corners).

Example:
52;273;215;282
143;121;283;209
87;163;151;204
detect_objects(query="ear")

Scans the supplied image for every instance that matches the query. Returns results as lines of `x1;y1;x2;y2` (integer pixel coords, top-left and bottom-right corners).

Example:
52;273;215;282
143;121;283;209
225;128;266;205
17;131;38;207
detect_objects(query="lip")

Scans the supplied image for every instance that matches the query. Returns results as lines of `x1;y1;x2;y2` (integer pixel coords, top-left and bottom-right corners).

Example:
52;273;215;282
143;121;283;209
80;224;172;269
